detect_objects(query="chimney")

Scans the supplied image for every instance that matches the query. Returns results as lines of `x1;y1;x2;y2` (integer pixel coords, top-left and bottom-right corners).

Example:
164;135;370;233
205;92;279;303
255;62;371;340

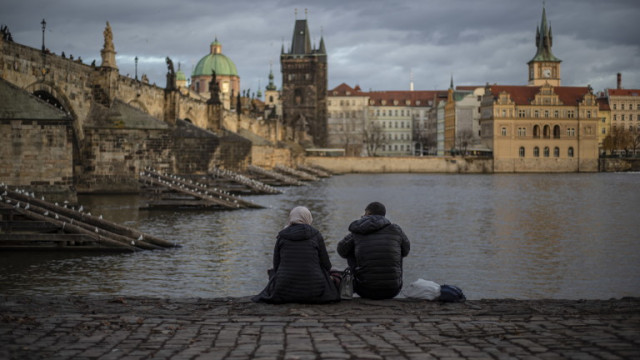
617;73;622;89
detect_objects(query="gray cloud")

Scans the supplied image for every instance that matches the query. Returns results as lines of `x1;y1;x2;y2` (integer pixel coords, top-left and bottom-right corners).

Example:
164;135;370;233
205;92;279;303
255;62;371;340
2;0;639;94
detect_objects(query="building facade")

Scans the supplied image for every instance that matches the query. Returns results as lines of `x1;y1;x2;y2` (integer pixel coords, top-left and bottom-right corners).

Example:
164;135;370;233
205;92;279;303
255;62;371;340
327;83;368;156
280;19;328;146
479;6;599;172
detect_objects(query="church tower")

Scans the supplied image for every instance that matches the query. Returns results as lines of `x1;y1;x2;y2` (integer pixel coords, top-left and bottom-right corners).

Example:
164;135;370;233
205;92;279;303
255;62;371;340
527;5;561;86
280;14;328;146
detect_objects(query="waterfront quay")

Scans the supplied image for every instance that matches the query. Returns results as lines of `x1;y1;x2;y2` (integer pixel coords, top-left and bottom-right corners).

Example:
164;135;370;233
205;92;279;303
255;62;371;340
1;296;638;359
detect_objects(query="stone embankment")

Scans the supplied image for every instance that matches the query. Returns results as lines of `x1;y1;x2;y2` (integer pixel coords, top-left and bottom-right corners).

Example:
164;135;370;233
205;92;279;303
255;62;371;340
1;296;638;359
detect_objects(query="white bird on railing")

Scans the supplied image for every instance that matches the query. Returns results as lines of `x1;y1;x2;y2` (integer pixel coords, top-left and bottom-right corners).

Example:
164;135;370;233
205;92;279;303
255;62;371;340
44;211;49;216
55;214;59;219
25;203;30;210
138;235;143;241
94;227;99;233
15;202;20;208
78;205;83;212
41;196;45;201
99;215;103;219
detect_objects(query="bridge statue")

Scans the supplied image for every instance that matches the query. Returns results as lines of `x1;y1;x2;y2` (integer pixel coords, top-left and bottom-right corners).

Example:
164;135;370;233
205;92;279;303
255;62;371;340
207;70;221;105
165;56;176;90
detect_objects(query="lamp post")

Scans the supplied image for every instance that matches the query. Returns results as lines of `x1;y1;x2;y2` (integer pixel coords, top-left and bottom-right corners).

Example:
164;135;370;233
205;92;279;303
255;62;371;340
41;19;46;52
135;56;138;80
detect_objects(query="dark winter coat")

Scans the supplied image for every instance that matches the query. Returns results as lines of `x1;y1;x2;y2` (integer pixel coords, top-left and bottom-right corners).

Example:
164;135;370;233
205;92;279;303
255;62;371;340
252;224;340;304
337;215;410;300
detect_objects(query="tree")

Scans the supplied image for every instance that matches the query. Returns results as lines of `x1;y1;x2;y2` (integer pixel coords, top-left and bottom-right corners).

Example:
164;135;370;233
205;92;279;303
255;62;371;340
630;130;640;157
363;123;387;156
455;128;475;155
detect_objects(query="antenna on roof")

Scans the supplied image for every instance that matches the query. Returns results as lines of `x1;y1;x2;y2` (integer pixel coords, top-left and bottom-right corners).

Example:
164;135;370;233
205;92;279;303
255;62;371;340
294;8;298;19
305;8;308;19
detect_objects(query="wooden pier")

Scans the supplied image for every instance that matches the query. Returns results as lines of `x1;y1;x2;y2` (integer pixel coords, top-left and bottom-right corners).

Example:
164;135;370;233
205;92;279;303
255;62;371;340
246;165;305;186
200;167;282;195
274;165;320;182
139;168;264;210
0;187;179;252
298;164;332;178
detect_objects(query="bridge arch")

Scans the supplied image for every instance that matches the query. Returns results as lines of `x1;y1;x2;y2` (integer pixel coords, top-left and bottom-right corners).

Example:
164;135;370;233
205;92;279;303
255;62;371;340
24;80;83;140
127;98;150;114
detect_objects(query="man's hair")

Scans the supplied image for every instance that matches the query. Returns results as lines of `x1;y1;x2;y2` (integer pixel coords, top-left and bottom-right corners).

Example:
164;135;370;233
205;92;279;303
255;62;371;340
365;202;386;216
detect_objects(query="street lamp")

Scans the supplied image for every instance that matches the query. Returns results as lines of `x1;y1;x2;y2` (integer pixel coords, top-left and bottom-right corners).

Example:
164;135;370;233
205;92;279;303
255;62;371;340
41;19;46;52
135;56;138;80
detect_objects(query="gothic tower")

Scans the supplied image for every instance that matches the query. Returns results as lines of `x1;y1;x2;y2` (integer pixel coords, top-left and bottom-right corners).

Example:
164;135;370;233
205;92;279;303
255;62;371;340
528;5;561;86
280;16;328;146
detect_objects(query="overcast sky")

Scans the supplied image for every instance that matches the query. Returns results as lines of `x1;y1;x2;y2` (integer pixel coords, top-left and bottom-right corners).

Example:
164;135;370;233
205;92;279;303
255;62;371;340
3;0;639;95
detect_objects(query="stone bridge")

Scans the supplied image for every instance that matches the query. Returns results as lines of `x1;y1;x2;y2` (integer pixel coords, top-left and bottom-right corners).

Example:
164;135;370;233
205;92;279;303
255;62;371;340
0;24;295;194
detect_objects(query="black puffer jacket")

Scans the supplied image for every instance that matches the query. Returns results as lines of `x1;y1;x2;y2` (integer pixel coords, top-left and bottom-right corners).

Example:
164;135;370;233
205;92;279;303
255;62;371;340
252;224;340;304
337;215;410;300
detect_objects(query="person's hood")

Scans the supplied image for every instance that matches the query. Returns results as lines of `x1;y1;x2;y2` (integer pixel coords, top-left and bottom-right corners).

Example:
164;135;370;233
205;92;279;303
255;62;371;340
278;223;319;241
348;215;391;235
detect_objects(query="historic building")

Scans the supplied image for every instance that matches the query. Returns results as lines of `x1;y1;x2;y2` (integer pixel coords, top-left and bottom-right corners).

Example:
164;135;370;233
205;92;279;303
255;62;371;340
190;38;240;110
479;6;599;172
596;95;611;153
606;74;640;133
327;83;368;156
280;18;328;146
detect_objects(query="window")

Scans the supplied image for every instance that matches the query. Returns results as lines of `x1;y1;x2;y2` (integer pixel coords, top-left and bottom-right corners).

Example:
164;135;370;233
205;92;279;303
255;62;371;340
501;127;507;136
518;110;525;118
622;115;625;121
554;147;559;157
382;145;386;151
601;127;606;135
622;104;625;110
519;147;525;157
543;125;551;138
567;128;575;136
376;110;380;116
554;110;559;118
534;110;539;118
613;104;617;110
534;147;540;157
518;127;526;136
395;122;398;128
543;147;550;157
553;125;561;138
502;110;507;117
568;147;574;157
568;110;575;118
533;125;540;138
587;111;592;119
382;122;386;128
545;110;549;118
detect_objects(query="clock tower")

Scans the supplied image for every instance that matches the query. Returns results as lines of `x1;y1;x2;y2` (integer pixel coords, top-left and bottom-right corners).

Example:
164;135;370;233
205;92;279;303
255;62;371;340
528;5;561;86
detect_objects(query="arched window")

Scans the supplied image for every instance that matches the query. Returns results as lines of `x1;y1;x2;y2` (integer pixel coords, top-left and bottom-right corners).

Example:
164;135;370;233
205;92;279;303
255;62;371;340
533;125;540;138
501;127;507;136
553;125;561;139
568;147;574;157
554;147;560;157
543;125;551;138
519;147;525;157
534;147;540;157
544;147;550;157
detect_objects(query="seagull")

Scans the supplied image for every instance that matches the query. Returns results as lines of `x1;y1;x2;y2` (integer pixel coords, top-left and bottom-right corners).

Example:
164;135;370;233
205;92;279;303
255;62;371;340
131;241;135;246
99;215;103;219
78;205;83;212
15;202;20;208
94;227;99;233
44;211;49;216
138;235;143;241
41;196;45;201
55;214;59;219
25;203;30;210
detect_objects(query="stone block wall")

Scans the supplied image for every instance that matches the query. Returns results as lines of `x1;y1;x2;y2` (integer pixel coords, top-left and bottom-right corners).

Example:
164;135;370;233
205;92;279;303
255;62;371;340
0;120;74;189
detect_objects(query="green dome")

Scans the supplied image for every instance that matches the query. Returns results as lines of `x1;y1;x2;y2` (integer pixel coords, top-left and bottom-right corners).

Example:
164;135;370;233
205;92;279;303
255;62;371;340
192;53;238;77
176;69;187;81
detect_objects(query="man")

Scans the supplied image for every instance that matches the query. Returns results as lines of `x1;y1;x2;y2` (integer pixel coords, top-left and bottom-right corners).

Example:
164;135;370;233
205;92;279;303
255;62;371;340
337;202;410;300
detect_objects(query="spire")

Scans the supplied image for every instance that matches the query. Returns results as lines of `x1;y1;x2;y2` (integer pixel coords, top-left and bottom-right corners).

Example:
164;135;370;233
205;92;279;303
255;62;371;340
266;62;277;91
318;36;326;54
529;4;560;63
290;19;312;54
450;74;454;89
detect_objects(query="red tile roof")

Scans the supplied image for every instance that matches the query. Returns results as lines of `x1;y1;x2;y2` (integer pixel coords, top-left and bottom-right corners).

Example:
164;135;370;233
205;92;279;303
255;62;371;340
487;85;592;106
329;83;366;96
367;90;446;106
607;89;640;96
597;97;610;111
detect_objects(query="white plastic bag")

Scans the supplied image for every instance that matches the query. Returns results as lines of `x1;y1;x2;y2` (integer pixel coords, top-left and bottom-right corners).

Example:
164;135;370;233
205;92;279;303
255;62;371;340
402;279;441;300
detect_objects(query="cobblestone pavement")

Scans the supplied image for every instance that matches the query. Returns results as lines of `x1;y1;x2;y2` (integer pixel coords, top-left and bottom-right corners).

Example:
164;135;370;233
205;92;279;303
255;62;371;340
1;296;639;359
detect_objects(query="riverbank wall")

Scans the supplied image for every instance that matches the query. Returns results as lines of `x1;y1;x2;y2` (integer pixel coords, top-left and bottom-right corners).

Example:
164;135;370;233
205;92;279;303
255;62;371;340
306;156;493;174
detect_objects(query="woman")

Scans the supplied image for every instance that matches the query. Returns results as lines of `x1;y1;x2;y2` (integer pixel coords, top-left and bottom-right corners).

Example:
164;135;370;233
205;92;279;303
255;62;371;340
252;206;340;304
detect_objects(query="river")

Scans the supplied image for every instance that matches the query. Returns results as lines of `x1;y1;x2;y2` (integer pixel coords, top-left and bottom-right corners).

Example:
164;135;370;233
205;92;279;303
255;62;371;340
1;173;639;300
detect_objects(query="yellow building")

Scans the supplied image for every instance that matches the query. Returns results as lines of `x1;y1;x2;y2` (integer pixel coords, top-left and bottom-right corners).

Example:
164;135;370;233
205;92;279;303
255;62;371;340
479;6;599;172
596;96;611;153
607;87;640;132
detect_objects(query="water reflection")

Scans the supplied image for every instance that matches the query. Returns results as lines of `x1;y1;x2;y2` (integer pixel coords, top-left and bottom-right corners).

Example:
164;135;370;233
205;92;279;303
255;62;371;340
1;173;639;299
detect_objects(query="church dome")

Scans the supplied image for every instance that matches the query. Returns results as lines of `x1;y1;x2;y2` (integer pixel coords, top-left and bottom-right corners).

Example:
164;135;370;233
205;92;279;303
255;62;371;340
176;69;187;81
192;39;238;77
